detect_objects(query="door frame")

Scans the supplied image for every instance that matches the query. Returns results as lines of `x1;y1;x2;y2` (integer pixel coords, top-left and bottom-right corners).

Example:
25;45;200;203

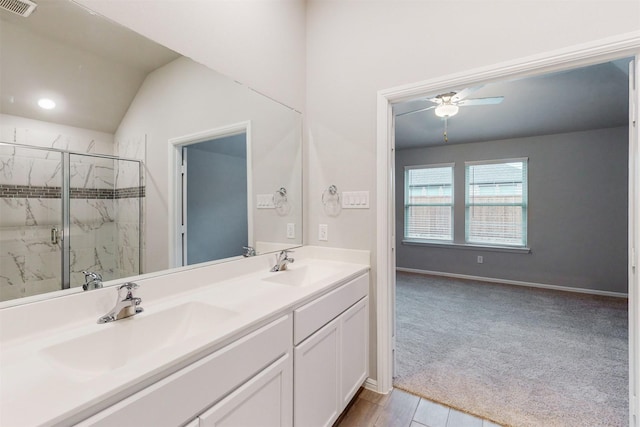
168;121;253;268
375;32;640;425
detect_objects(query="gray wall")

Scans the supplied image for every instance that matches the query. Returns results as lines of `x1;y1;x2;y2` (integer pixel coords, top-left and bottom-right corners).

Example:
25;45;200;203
395;127;628;293
186;134;248;265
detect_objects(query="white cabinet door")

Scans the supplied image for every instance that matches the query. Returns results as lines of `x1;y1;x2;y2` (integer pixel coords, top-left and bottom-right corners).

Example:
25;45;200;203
294;318;340;427
199;354;293;427
75;316;291;427
339;296;369;407
293;273;369;345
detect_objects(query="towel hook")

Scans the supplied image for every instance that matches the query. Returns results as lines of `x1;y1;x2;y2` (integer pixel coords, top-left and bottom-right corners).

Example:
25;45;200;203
274;187;288;209
322;184;340;206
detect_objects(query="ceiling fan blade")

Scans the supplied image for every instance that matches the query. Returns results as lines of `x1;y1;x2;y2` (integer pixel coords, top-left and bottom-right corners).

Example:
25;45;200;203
451;85;484;102
457;96;504;106
395;105;436;117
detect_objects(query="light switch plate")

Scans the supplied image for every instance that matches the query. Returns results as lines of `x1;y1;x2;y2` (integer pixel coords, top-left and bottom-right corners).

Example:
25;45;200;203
256;194;274;209
287;223;295;239
318;224;328;241
342;191;370;209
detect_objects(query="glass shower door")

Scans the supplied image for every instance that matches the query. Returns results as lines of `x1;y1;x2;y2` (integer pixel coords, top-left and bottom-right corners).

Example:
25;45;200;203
0;145;143;302
0;144;63;301
68;154;141;287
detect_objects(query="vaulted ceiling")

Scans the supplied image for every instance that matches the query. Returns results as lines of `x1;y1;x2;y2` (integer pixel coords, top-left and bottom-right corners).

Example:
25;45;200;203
1;1;632;140
0;0;179;134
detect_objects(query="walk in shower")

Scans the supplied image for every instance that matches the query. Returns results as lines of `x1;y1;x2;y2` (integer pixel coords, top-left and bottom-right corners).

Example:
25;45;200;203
0;143;143;302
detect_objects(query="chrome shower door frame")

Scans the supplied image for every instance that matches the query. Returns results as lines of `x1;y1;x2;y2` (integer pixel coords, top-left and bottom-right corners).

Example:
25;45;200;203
0;142;143;293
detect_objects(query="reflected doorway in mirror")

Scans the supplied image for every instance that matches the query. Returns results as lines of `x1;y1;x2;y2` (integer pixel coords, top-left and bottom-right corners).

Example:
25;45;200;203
183;134;249;265
169;123;252;267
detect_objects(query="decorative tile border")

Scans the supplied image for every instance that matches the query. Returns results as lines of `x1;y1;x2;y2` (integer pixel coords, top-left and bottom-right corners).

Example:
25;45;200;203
0;184;145;199
0;185;61;198
115;186;145;199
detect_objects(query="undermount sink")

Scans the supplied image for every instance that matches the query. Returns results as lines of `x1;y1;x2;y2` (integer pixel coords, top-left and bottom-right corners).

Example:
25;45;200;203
40;302;238;376
262;263;342;287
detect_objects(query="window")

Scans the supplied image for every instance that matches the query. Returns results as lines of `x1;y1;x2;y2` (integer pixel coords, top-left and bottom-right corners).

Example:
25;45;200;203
465;159;528;246
404;165;453;241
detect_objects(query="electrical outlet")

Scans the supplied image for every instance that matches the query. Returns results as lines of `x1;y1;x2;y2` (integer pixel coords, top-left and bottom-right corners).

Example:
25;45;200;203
319;224;328;241
286;223;295;239
477;256;484;264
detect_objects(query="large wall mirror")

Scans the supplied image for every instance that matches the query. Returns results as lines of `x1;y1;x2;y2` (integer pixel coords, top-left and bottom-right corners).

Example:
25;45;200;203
0;0;303;305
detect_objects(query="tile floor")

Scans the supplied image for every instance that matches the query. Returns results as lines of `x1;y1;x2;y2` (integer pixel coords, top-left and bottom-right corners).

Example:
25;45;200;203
335;388;502;427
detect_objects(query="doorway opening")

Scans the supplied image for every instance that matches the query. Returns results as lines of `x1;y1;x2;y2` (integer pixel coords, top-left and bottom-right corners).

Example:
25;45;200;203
181;134;248;265
168;122;252;268
376;37;639;427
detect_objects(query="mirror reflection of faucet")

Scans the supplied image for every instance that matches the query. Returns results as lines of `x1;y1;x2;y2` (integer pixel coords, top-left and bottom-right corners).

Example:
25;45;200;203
97;282;143;324
271;250;295;272
82;271;103;291
242;246;256;257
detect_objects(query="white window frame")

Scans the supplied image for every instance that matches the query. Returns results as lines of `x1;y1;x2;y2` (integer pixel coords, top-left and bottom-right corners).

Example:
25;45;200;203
465;158;528;247
403;163;454;242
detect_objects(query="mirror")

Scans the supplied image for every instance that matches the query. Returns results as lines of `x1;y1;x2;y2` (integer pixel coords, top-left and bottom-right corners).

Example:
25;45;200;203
0;0;302;305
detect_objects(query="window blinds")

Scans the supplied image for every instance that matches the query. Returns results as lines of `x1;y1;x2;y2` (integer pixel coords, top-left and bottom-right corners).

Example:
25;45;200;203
404;166;453;241
465;160;528;246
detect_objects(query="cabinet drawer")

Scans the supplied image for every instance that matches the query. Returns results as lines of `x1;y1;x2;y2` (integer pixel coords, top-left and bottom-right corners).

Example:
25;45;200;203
76;315;292;427
293;273;368;345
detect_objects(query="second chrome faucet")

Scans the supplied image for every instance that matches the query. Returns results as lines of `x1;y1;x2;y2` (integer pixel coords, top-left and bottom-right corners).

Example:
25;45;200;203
98;282;143;324
271;250;295;272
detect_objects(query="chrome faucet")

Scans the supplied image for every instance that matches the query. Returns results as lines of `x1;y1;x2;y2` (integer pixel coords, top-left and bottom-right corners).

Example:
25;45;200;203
271;250;295;272
243;246;257;257
97;282;144;324
82;271;103;291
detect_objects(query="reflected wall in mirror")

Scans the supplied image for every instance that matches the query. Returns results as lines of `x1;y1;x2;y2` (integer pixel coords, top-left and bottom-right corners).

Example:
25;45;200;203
183;134;250;266
0;0;302;304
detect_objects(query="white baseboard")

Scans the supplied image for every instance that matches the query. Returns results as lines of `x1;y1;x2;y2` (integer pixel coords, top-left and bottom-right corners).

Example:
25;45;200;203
363;378;380;393
396;267;628;298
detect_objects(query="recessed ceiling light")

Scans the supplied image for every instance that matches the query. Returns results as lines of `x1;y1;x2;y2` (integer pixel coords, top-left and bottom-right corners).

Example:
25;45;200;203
38;98;56;110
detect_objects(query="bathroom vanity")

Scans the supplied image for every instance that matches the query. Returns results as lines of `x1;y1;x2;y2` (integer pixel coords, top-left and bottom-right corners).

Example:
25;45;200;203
0;247;369;427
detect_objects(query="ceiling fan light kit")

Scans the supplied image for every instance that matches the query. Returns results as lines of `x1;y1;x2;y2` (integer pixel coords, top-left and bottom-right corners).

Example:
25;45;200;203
435;103;459;118
396;85;505;143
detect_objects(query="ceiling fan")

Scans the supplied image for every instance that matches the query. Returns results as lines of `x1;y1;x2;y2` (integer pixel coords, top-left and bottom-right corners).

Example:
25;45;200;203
397;86;504;118
396;86;504;142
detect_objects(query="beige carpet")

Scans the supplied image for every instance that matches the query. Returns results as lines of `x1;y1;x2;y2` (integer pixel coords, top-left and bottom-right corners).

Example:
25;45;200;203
394;272;628;427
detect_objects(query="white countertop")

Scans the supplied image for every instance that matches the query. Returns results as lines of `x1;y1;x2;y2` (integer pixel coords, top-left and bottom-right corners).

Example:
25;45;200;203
0;246;369;427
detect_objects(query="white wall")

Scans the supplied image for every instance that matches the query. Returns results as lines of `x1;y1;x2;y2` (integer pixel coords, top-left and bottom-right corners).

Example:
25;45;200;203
305;0;639;378
305;0;639;250
115;57;301;274
74;0;306;112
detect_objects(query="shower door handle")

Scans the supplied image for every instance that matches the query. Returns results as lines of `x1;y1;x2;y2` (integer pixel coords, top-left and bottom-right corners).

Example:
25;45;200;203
51;227;59;245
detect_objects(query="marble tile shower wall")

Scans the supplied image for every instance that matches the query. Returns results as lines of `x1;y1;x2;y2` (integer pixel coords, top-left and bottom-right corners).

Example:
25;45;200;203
0;128;144;302
115;134;145;279
68;154;118;288
1;144;67;301
5;125;114;156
